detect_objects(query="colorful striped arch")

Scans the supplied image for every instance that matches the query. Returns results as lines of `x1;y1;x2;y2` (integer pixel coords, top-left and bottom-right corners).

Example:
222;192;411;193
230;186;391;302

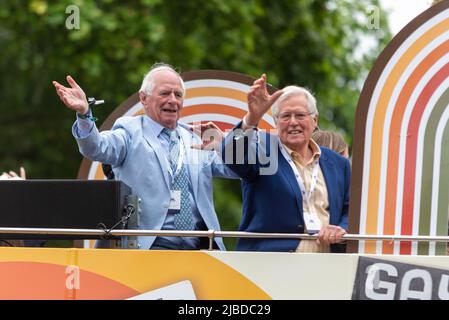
77;70;276;180
349;2;449;256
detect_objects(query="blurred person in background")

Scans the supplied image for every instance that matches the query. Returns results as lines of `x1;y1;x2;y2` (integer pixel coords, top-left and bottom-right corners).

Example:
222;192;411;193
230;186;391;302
312;130;349;158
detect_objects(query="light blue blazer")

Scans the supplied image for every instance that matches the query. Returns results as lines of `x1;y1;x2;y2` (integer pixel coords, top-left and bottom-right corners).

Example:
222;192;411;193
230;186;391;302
73;115;238;250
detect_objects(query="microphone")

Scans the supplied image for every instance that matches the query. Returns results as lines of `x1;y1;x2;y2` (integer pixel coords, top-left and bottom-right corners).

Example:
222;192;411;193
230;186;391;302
102;163;115;180
88;97;105;106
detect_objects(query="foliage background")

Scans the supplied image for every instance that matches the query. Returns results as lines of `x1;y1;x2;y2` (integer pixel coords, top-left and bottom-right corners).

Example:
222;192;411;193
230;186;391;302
0;0;391;249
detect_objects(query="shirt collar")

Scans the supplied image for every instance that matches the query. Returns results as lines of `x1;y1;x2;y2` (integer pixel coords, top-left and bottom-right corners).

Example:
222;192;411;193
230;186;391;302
283;139;321;165
143;116;178;138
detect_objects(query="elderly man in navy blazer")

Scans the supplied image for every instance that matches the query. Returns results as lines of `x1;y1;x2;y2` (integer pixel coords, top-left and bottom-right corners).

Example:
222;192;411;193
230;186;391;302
221;74;350;253
53;63;237;250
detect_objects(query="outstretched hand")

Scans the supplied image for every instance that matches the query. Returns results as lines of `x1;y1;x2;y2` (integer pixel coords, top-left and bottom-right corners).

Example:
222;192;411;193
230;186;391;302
245;74;283;126
189;121;224;151
53;75;89;114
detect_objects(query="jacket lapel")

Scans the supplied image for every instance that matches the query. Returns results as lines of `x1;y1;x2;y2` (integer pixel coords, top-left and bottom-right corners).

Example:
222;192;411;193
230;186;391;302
141;117;170;190
319;150;337;224
278;147;303;212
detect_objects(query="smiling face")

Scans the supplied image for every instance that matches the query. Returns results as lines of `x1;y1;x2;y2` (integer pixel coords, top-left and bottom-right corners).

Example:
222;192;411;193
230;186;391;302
140;70;184;129
276;93;317;152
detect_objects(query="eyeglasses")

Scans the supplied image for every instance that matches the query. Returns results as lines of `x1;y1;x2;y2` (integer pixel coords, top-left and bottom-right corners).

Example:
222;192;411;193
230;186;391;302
277;112;314;122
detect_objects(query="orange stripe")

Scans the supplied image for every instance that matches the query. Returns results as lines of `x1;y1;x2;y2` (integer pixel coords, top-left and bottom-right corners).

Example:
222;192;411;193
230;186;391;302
185;87;273;116
365;18;449;254
0;262;139;299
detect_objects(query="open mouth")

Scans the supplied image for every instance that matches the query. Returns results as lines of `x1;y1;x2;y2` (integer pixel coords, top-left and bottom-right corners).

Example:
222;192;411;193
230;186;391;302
288;130;302;135
162;107;177;113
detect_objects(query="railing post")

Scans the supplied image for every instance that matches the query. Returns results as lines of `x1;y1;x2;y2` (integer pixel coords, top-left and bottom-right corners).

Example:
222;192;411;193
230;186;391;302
207;229;215;251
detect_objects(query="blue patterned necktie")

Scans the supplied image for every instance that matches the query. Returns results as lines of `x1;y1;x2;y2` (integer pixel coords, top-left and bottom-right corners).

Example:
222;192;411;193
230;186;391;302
161;128;194;230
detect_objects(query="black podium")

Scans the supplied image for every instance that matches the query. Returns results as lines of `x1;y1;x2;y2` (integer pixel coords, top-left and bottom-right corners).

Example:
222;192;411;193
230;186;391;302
0;180;133;239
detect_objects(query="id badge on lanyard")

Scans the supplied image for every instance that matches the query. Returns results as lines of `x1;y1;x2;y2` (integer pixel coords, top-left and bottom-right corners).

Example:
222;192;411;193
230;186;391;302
303;210;321;234
168;136;185;213
169;190;181;212
280;144;321;234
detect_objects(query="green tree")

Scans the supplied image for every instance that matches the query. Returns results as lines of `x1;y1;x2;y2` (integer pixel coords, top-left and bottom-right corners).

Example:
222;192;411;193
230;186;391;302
0;0;391;249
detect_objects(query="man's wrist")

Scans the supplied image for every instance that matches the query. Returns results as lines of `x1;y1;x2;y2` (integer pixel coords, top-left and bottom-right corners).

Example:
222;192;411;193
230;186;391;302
77;108;97;121
77;108;90;118
77;103;89;115
234;115;259;141
77;111;89;117
242;114;258;130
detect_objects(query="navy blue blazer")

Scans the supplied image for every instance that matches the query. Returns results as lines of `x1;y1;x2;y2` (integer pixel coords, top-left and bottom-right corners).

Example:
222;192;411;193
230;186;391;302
221;124;350;252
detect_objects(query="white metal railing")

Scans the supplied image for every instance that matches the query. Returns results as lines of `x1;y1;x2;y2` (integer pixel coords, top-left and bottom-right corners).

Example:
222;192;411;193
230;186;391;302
1;227;449;250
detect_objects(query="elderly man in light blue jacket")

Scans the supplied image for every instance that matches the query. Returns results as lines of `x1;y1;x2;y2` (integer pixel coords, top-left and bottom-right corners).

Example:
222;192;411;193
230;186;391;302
53;63;237;250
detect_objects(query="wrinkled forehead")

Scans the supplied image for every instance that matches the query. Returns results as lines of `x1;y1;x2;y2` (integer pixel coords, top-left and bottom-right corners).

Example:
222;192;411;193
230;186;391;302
278;93;309;113
153;70;183;87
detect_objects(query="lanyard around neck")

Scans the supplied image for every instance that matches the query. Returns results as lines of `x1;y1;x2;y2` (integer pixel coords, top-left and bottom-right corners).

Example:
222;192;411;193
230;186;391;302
279;143;320;204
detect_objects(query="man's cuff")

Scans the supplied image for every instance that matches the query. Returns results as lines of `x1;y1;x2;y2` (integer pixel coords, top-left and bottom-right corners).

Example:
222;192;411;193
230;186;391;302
233;120;258;141
74;113;95;139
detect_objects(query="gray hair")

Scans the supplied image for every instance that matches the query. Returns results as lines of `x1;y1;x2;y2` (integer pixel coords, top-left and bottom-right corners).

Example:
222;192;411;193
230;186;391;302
271;85;318;121
139;62;185;97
